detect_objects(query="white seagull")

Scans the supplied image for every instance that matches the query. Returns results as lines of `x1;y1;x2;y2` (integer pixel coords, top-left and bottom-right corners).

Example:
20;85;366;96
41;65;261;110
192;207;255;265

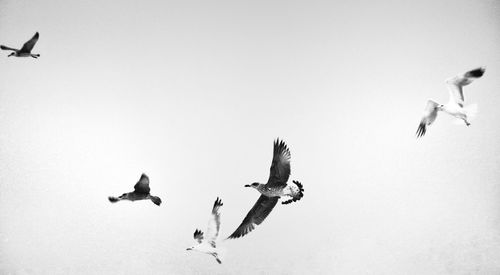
416;67;485;138
187;197;224;264
227;139;304;239
1;32;41;58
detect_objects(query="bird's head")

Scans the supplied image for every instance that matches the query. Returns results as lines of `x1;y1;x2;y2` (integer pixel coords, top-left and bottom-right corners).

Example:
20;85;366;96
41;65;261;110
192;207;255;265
244;182;260;189
437;104;445;111
7;52;15;57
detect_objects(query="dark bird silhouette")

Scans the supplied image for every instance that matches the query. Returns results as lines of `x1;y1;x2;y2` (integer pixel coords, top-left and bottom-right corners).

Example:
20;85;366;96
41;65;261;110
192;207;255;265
1;32;41;58
108;173;162;206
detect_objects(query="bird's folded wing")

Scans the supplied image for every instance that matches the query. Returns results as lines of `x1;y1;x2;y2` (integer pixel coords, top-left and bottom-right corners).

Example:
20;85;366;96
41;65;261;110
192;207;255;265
20;32;39;53
266;139;291;188
227;195;279;239
206;197;223;247
134;173;151;194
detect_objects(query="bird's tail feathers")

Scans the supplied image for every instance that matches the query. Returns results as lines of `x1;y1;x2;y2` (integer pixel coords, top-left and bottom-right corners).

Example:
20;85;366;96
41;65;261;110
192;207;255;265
464;103;478;120
150;195;162;206
282;180;304;205
453;104;478;125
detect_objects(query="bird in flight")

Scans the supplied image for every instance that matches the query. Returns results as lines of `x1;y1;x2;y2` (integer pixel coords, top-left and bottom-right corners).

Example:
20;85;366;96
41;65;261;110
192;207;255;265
227;139;304;239
416;67;485;138
1;32;41;58
187;197;224;264
108;173;162;206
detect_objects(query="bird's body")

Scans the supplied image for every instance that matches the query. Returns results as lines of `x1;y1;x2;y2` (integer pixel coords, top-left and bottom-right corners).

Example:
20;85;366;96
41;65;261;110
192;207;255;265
227;139;304;239
108;173;162;206
441;103;468;121
416;67;485;138
187;198;224;264
253;181;303;199
1;32;40;58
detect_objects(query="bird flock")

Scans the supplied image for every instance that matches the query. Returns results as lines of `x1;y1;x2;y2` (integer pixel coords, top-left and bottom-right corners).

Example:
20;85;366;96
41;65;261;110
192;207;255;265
1;32;487;265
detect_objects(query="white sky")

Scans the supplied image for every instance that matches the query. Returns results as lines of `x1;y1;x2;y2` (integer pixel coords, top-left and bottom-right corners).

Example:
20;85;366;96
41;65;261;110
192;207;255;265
1;0;500;274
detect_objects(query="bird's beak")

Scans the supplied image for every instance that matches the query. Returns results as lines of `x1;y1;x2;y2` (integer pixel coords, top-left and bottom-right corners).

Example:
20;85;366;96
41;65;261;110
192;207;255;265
186;248;192;251
244;184;251;187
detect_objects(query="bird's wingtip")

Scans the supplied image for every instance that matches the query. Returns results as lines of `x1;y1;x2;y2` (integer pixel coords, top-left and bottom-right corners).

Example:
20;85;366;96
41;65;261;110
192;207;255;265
108;196;119;203
214;197;223;207
415;122;426;138
466;67;486;78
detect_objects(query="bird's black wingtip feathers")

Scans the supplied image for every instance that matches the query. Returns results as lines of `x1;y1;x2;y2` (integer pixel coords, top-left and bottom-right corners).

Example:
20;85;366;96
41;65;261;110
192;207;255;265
194;229;204;239
415;122;426;138
108;196;119;203
466;67;485;78
274;138;291;157
214;197;223;208
227;226;253;240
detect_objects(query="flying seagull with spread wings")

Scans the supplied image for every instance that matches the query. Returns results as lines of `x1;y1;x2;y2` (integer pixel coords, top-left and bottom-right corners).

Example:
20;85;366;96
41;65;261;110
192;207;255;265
416;67;485;138
227;139;304;239
108;173;162;206
187;197;224;264
1;32;40;58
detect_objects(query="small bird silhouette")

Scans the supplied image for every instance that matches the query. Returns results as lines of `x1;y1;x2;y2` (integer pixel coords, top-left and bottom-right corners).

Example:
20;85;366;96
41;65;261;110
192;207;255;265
108;173;162;206
1;32;41;58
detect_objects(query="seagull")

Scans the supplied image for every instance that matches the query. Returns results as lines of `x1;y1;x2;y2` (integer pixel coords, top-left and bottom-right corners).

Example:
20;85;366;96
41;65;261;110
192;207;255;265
416;67;485;138
187;197;224;264
227;139;304;239
1;32;40;58
108;173;162;206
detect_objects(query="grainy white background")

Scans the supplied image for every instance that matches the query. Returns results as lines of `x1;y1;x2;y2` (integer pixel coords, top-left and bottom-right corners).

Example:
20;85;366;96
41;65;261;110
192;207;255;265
0;0;499;274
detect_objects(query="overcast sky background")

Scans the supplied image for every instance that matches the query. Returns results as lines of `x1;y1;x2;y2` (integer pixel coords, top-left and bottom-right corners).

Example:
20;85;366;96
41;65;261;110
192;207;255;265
1;0;500;274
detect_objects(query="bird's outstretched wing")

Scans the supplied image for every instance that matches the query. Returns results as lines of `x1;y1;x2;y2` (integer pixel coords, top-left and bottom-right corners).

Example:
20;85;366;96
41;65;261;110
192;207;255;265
445;67;485;107
193;229;204;244
227;195;279;239
266;139;291;188
416;100;440;138
0;45;18;51
20;32;39;53
205;197;223;247
133;173;151;194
